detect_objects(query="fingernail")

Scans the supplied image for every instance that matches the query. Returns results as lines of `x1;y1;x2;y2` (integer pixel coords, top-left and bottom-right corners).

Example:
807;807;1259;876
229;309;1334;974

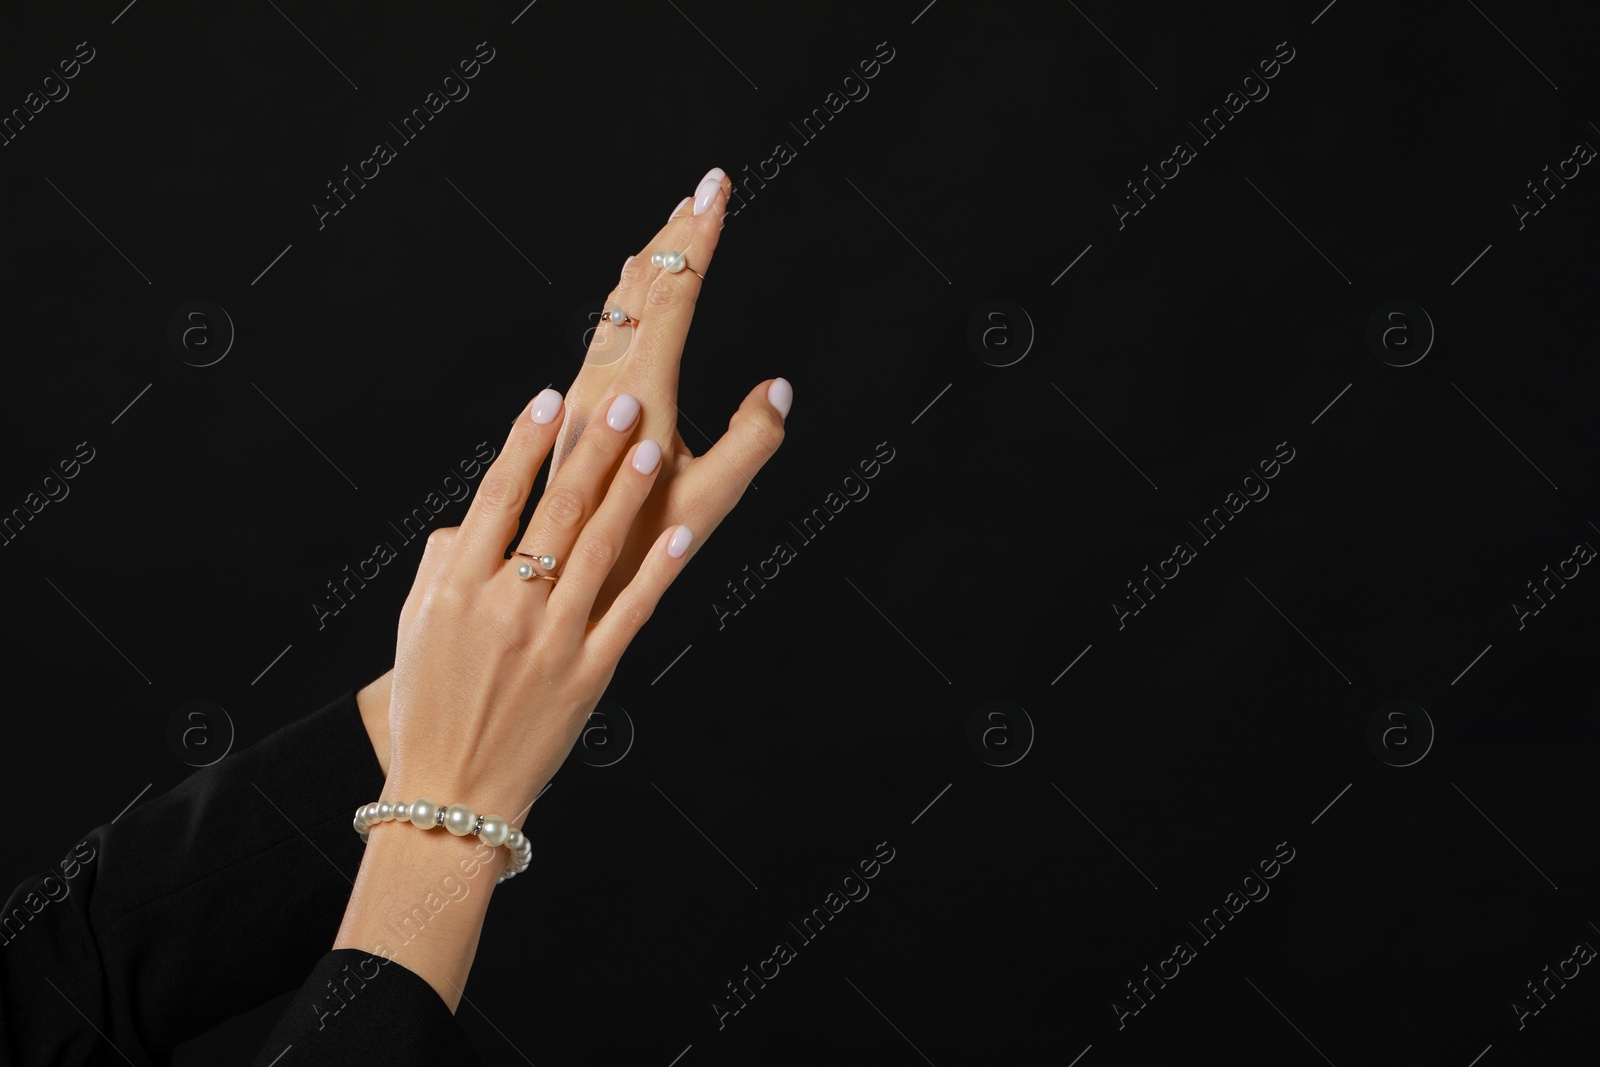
622;254;635;275
606;392;640;431
668;195;691;223
766;377;793;419
530;388;563;424
693;167;726;216
667;525;695;558
633;439;662;474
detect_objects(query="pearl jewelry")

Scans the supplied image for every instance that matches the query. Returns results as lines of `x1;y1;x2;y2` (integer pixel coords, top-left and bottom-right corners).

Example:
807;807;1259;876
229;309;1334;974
608;308;627;325
650;249;688;272
517;562;535;580
443;803;477;836
479;815;510;848
354;796;531;883
538;554;557;570
409;798;440;828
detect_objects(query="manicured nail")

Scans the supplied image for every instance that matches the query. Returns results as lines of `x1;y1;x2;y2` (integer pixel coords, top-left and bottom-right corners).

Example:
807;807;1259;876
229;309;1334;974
766;377;793;419
668;195;690;223
667;525;695;558
530;388;563;424
693;167;726;215
622;254;635;275
633;439;662;474
606;392;640;431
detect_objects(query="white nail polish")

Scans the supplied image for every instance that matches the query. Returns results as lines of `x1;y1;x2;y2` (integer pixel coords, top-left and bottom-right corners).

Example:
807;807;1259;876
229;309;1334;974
606;393;640;431
693;168;726;216
530;388;563;424
633;439;662;474
766;378;793;419
667;525;694;558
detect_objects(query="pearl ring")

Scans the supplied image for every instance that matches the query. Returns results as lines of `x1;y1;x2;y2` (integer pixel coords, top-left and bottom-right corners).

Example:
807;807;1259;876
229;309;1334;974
513;550;558;582
602;307;637;329
650;249;704;280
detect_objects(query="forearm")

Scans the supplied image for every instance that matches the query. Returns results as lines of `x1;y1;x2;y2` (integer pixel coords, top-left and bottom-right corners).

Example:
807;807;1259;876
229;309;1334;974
332;814;507;1011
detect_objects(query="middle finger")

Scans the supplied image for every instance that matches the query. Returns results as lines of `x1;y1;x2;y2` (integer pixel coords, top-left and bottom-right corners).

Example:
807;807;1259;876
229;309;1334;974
513;392;642;578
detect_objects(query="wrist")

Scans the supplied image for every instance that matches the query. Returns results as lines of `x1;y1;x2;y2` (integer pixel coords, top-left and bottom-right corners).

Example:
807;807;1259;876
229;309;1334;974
362;817;509;882
335;817;508;1011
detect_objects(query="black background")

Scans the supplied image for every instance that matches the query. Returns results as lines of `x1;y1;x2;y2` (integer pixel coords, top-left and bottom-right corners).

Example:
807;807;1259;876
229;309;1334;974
2;0;1597;1063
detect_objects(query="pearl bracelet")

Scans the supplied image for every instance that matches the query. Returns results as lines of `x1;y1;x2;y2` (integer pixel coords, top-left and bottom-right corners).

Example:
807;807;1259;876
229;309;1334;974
353;798;532;885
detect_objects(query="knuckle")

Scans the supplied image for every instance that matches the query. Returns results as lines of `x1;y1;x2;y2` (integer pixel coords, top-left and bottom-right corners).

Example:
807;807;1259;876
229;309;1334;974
475;473;521;511
540;485;588;531
425;527;457;551
645;272;686;309
421;572;465;615
613;591;654;635
738;407;785;455
617;259;646;289
575;534;617;572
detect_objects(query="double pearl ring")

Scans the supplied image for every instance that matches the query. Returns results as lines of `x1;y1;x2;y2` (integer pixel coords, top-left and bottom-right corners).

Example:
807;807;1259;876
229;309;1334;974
601;250;704;329
651;249;704;279
514;551;558;582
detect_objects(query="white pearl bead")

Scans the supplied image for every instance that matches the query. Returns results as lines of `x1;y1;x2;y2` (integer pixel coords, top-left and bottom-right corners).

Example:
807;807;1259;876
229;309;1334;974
662;250;685;273
377;801;394;820
650;252;665;267
478;815;510;848
538;554;556;570
608;309;626;325
517;562;535;580
506;829;524;850
394;802;410;820
444;803;477;836
410;798;439;828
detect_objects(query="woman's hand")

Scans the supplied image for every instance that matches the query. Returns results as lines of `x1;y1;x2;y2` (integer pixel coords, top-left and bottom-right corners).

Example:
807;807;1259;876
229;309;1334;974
552;166;792;620
356;166;789;770
335;166;791;1008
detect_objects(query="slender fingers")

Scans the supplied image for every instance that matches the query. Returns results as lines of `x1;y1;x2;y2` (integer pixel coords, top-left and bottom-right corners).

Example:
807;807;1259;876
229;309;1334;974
583;379;787;661
513;392;642;572
450;389;566;581
677;378;793;536
618;170;732;378
555;167;734;474
589;168;731;375
585;523;698;667
545;438;664;626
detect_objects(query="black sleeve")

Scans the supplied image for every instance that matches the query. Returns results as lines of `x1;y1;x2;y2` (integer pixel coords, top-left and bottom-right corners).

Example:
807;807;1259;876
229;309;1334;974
251;949;481;1066
0;687;480;1066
